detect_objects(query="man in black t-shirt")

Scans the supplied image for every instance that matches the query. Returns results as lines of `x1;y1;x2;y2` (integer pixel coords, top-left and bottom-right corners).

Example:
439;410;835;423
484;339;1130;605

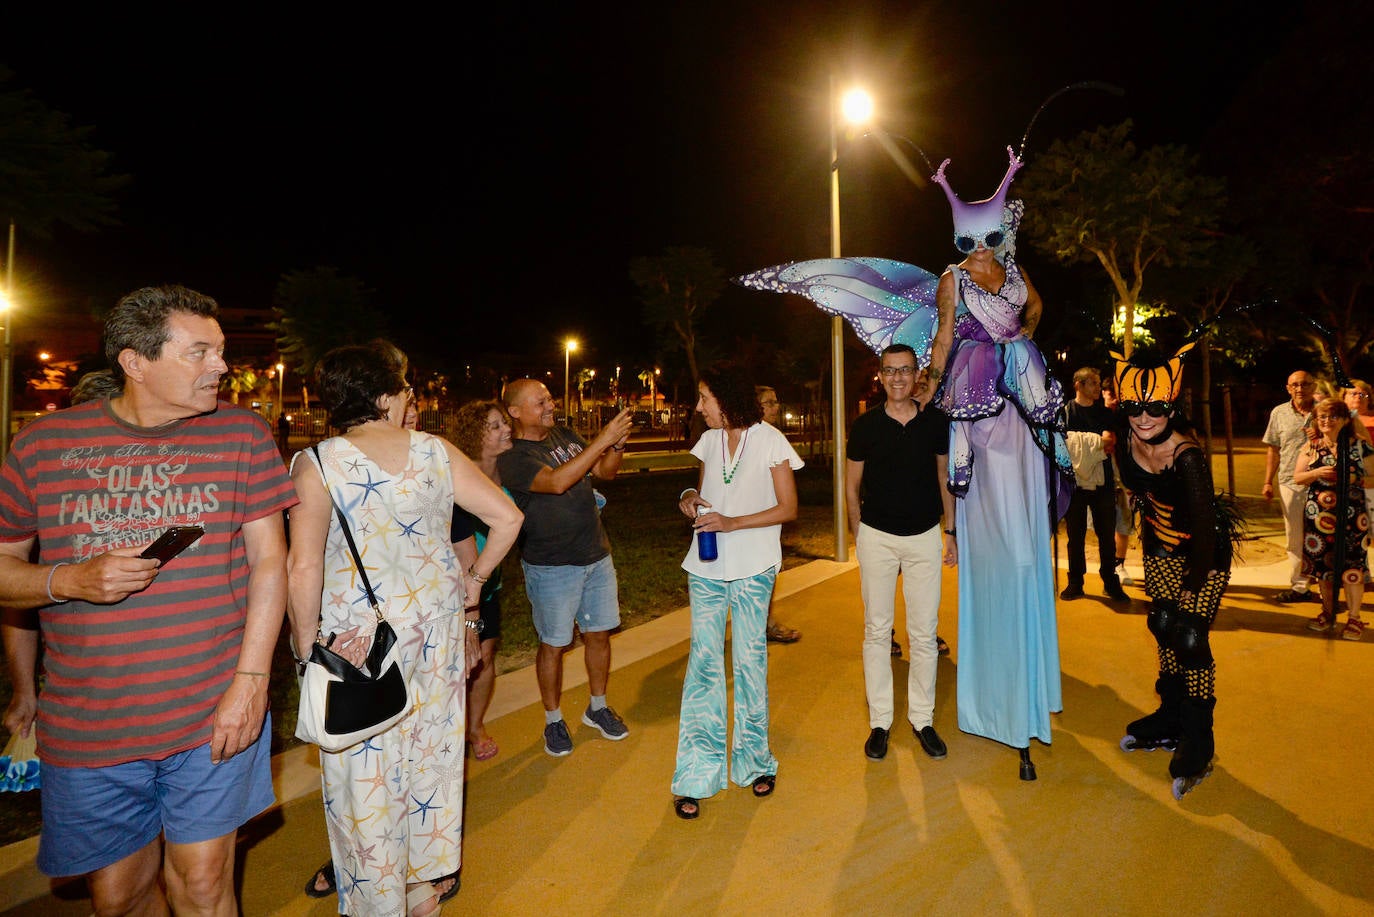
498;379;636;758
1062;367;1128;602
845;344;957;763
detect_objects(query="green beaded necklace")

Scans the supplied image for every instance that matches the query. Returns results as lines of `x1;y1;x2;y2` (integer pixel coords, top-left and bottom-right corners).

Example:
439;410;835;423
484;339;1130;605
722;428;749;484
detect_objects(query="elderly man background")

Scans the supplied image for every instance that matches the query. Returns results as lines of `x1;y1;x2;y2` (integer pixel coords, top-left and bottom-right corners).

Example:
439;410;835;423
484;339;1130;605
1263;370;1318;602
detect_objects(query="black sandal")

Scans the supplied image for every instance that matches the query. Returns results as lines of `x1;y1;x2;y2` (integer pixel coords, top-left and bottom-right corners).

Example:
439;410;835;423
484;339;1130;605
436;869;461;903
752;774;776;797
304;860;336;898
673;796;700;819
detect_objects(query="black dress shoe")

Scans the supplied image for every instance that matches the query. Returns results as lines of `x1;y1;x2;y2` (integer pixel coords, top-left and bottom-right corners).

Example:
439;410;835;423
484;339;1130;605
915;725;948;759
1059;584;1084;600
1104;584;1130;602
864;727;889;760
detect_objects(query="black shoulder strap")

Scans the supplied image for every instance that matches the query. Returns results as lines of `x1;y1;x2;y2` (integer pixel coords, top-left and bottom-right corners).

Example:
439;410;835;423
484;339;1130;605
311;445;383;620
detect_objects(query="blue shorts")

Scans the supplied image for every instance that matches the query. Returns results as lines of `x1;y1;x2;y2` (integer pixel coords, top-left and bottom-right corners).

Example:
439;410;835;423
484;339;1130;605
522;555;621;647
37;713;275;877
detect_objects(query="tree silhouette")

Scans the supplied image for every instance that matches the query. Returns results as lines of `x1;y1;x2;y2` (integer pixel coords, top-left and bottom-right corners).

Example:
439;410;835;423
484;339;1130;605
629;246;725;384
1018;120;1225;357
269;267;386;377
0;68;127;236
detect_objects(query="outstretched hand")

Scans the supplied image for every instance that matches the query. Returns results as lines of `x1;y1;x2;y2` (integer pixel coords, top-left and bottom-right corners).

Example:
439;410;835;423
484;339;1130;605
596;409;635;452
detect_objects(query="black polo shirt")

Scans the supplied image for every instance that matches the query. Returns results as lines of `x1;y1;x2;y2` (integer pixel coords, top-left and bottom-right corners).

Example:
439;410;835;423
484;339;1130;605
847;401;949;536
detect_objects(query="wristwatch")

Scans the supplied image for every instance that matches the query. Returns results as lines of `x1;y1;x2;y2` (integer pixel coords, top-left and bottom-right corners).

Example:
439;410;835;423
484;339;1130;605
464;618;485;635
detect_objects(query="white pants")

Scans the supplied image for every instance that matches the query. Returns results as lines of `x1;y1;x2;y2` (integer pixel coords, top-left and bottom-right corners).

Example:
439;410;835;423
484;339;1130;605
1279;482;1310;590
857;523;943;730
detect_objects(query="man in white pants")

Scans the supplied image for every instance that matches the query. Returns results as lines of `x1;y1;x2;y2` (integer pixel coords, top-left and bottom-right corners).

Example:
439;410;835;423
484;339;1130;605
845;344;958;761
1262;371;1317;602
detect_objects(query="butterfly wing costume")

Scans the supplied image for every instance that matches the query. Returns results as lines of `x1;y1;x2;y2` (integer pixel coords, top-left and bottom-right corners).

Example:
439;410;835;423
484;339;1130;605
736;148;1070;753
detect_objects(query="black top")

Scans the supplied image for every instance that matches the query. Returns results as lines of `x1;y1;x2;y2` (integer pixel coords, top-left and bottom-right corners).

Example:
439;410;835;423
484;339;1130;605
496;426;611;566
450;505;503;600
1116;439;1232;590
847;402;949;536
1065;400;1115;489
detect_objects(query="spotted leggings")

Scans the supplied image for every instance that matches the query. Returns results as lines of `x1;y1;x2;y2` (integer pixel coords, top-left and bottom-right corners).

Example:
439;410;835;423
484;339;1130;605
1142;555;1230;700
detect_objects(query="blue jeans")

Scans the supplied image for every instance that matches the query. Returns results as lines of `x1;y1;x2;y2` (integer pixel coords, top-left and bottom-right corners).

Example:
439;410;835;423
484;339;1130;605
521;555;621;647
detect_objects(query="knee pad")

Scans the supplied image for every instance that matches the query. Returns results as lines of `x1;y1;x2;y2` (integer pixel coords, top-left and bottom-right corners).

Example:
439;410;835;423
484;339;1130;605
1147;599;1178;645
1168;618;1213;670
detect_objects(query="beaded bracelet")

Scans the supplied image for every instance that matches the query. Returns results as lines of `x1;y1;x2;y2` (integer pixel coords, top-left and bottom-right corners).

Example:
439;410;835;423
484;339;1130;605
467;566;489;585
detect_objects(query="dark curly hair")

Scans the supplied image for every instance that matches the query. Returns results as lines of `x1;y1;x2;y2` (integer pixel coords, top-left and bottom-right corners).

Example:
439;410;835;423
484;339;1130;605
452;399;506;460
315;340;409;431
698;361;761;430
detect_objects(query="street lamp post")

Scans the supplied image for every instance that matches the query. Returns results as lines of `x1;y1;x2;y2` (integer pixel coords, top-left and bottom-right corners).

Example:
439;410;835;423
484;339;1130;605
275;362;285;421
828;80;874;563
650;368;659;428
563;338;578;424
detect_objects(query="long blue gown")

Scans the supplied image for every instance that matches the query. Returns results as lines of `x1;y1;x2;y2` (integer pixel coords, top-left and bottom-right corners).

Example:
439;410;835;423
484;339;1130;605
937;257;1071;747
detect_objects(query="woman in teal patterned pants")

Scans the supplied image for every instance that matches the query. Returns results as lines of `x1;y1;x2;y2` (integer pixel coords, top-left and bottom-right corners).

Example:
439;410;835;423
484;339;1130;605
672;362;803;819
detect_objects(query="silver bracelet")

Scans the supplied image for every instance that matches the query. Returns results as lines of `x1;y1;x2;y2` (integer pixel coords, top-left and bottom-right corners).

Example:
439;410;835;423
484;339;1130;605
46;563;68;605
679;487;698;500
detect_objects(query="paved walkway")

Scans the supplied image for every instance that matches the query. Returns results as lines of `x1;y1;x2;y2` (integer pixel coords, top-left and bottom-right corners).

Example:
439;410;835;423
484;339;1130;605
4;436;1372;915
4;522;1372;915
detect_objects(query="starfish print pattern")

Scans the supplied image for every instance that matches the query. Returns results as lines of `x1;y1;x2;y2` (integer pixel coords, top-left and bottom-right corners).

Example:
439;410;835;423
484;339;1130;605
308;430;469;917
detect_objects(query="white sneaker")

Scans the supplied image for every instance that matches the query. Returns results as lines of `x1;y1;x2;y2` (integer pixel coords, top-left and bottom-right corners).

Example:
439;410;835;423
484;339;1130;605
1116;562;1134;586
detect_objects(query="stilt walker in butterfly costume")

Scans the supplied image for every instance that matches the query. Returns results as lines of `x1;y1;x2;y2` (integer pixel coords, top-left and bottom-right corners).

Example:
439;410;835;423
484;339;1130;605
737;135;1075;781
1112;343;1234;799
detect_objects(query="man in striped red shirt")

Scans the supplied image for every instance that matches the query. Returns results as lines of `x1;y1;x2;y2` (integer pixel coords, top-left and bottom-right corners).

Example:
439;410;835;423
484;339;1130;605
0;285;297;915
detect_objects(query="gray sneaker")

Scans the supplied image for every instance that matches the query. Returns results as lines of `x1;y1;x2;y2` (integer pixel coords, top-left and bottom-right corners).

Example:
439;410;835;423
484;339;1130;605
581;706;629;741
543;719;573;757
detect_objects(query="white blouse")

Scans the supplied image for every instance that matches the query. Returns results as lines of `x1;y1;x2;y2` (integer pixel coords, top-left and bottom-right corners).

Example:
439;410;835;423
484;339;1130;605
681;422;804;581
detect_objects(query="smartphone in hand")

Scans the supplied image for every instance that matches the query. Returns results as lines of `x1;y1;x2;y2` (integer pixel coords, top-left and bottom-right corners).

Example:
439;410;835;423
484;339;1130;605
139;525;205;563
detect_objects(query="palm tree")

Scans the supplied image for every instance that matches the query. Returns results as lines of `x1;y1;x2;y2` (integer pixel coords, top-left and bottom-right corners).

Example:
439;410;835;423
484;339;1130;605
221;365;259;405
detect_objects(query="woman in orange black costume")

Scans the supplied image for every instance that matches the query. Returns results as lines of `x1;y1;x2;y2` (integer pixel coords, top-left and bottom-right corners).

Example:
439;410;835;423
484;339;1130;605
1112;343;1234;800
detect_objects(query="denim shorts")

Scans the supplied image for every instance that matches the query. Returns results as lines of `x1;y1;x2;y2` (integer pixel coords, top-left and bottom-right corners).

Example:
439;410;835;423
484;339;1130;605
521;554;621;646
37;713;275;877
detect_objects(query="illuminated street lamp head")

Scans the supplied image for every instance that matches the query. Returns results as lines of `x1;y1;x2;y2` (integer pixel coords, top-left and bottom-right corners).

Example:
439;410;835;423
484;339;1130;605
565;339;578;354
276;362;284;373
840;88;874;125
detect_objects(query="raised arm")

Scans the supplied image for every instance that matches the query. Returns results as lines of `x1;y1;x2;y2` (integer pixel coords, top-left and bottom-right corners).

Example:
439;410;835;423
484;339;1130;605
527;411;634;494
928;271;958;389
1020;265;1044;339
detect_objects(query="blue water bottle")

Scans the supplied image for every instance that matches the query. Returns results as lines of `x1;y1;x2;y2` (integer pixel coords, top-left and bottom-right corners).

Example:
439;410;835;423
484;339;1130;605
696;506;718;561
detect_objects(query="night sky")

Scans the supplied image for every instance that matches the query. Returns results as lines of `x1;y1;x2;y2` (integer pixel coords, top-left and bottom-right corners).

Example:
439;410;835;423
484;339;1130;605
1;2;1314;380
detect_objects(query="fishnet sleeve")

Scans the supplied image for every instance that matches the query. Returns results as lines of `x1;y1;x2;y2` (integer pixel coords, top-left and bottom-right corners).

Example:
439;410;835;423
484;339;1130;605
1173;446;1217;593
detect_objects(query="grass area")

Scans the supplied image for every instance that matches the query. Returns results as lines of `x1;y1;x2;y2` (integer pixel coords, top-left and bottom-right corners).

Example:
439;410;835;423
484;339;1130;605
0;462;844;847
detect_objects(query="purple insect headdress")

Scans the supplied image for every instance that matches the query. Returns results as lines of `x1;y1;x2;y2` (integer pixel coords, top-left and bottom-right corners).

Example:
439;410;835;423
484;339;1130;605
931;147;1023;258
929;82;1121;259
